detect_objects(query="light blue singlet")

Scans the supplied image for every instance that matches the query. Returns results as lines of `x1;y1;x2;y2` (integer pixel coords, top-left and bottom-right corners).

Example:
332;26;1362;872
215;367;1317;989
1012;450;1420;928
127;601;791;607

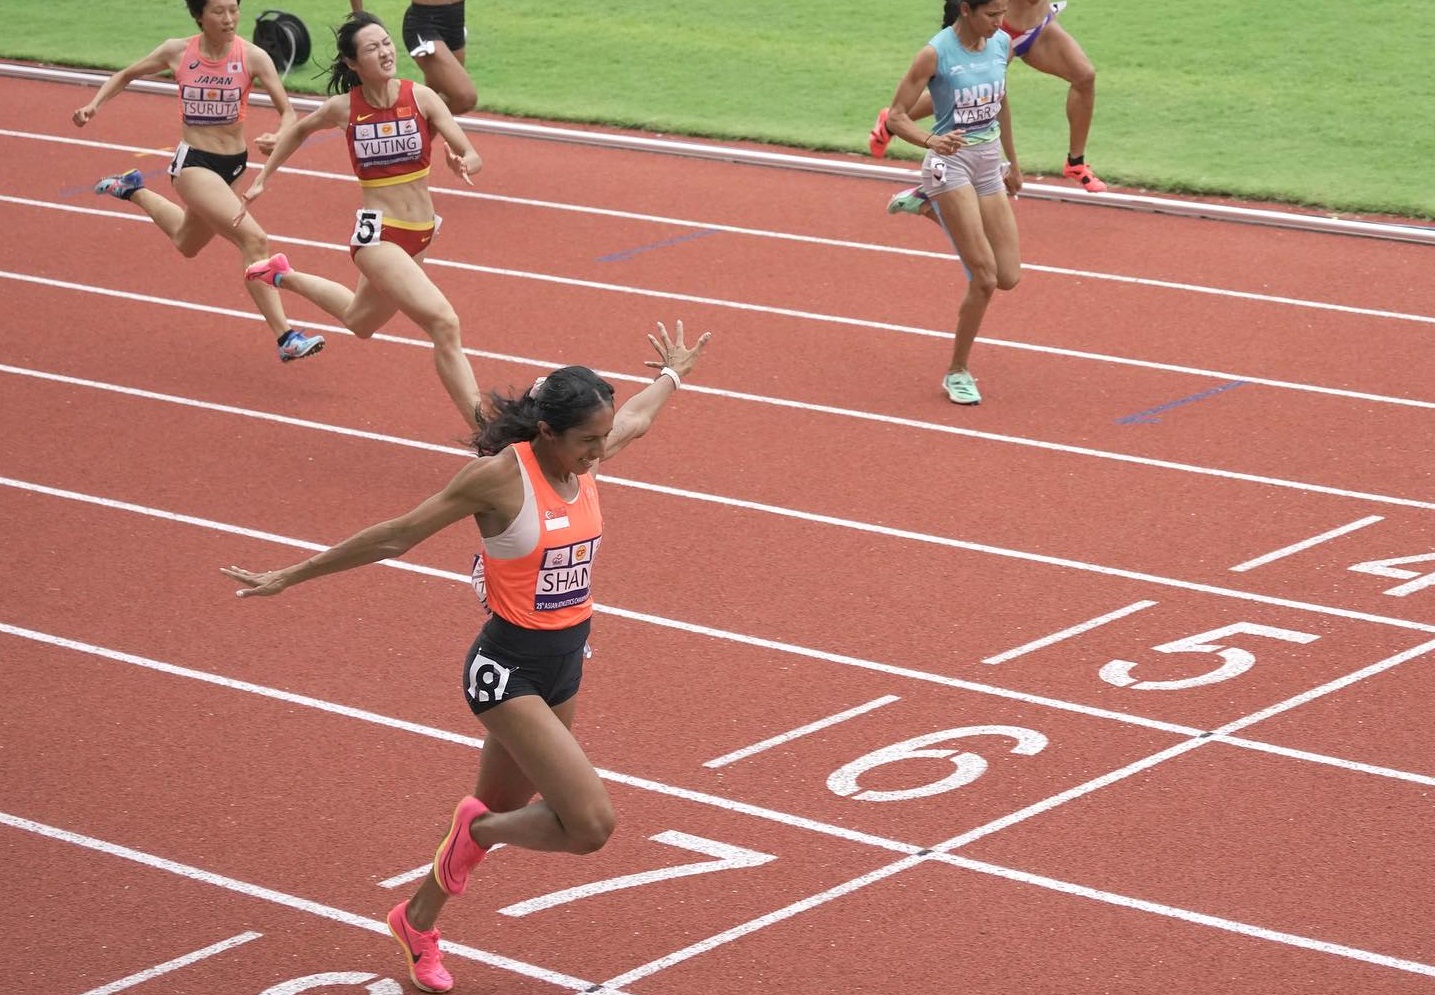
927;26;1011;144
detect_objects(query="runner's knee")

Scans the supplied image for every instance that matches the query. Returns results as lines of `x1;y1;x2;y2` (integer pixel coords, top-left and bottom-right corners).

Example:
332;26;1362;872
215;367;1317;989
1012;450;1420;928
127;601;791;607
444;82;477;115
965;263;999;297
562;803;615;855
235;230;271;264
428;308;462;347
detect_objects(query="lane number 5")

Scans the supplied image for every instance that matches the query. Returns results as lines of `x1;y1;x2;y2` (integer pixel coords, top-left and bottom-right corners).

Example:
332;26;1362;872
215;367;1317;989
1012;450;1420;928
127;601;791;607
1099;622;1319;691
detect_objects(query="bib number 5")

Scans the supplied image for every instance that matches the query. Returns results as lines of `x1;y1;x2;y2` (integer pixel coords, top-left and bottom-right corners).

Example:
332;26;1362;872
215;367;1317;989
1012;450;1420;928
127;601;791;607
350;208;383;247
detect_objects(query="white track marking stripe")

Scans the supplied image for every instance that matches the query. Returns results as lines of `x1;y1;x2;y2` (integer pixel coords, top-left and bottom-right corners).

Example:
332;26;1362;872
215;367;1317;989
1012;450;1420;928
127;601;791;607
5;128;1435;326
982;600;1160;664
0;622;918;854
0;472;1406;730
596;856;928;990
1215;735;1435;788
1212;637;1435;737
0;811;610;992
601;476;1435;630
78;932;263;995
704;695;902;768
937;854;1435;978
1229;516;1386;572
3;193;1435;412
4;317;1434;512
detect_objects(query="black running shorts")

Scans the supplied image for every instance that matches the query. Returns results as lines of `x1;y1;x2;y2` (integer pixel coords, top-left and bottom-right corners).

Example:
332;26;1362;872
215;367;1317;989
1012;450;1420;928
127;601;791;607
461;612;590;717
403;1;466;55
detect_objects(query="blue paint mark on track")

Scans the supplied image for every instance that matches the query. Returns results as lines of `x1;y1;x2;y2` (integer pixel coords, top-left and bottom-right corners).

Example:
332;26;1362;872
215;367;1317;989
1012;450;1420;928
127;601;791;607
598;228;719;262
1116;380;1249;425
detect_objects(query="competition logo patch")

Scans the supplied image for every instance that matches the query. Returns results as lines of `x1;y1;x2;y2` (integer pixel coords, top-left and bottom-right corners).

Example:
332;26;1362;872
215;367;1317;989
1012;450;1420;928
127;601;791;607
534;537;600;611
352;117;423;167
180;84;243;124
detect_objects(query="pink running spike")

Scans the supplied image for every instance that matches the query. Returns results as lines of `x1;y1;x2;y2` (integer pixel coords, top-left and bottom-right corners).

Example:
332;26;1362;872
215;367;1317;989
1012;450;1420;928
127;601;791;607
387;901;453;993
244;253;292;287
868;107;892;159
432;795;490;896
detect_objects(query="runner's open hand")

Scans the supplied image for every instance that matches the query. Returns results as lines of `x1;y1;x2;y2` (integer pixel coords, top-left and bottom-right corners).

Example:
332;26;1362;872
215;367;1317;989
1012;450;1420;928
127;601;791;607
231;177;266;227
644;320;712;381
446;145;482;186
221;564;292;598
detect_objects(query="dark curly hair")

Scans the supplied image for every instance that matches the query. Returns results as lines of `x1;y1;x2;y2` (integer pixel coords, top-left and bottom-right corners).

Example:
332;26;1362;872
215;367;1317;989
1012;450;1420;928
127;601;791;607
471;367;616;457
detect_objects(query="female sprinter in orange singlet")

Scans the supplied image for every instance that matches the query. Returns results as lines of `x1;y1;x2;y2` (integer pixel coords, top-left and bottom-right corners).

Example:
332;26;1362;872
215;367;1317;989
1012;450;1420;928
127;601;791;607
223;321;711;994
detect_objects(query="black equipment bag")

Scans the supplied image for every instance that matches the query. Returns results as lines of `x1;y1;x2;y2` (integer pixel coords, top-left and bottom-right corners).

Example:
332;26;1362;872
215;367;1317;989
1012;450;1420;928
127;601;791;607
253;10;311;76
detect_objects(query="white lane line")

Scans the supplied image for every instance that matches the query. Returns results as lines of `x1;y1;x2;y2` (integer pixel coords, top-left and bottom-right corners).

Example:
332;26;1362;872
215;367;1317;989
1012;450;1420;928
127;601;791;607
703;695;902;768
933;637;1435;854
981;600;1160;665
1212;637;1435;738
377;864;435;889
10;625;1435;984
4;289;1435;514
935;853;1435;979
1229;516;1386;572
0;622;918;855
0;472;1383;736
935;739;1211;852
7;128;1435;331
13;120;1435;982
77;932;263;995
595;855;929;991
0;811;611;993
3;193;1435;414
1215;735;1435;789
603;475;1435;632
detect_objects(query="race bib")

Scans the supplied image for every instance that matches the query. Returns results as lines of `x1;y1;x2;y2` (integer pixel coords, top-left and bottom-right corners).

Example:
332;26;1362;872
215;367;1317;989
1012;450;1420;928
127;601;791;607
350;207;382;247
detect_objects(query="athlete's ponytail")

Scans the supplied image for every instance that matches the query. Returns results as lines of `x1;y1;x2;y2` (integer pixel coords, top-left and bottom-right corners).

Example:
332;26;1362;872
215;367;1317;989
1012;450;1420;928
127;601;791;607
325;11;384;94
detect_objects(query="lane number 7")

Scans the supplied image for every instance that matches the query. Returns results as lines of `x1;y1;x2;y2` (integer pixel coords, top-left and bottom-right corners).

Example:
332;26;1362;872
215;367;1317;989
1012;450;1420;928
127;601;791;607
497;831;776;917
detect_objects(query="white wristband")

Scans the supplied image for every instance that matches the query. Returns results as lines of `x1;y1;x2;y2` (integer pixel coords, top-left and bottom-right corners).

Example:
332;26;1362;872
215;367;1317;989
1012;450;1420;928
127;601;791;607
657;366;682;390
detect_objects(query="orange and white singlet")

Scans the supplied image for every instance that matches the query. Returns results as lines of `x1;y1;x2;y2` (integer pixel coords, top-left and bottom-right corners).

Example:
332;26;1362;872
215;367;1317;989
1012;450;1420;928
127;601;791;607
478;442;603;631
175;35;252;127
347;79;432;188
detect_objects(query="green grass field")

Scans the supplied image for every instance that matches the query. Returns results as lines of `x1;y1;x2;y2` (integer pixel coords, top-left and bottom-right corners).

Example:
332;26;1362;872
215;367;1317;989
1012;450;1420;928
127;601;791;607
8;0;1433;218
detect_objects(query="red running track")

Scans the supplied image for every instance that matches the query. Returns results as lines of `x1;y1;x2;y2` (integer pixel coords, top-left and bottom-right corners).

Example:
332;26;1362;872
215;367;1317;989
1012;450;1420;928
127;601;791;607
2;75;1435;994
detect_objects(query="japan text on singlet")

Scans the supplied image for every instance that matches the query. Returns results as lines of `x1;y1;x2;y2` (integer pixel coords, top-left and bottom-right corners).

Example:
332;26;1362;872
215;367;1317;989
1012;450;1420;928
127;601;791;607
175;35;251;126
347;78;432;187
480;441;603;631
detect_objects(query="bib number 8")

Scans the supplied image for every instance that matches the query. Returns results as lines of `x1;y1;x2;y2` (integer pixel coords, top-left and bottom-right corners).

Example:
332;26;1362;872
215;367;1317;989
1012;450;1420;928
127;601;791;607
351;208;383;247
